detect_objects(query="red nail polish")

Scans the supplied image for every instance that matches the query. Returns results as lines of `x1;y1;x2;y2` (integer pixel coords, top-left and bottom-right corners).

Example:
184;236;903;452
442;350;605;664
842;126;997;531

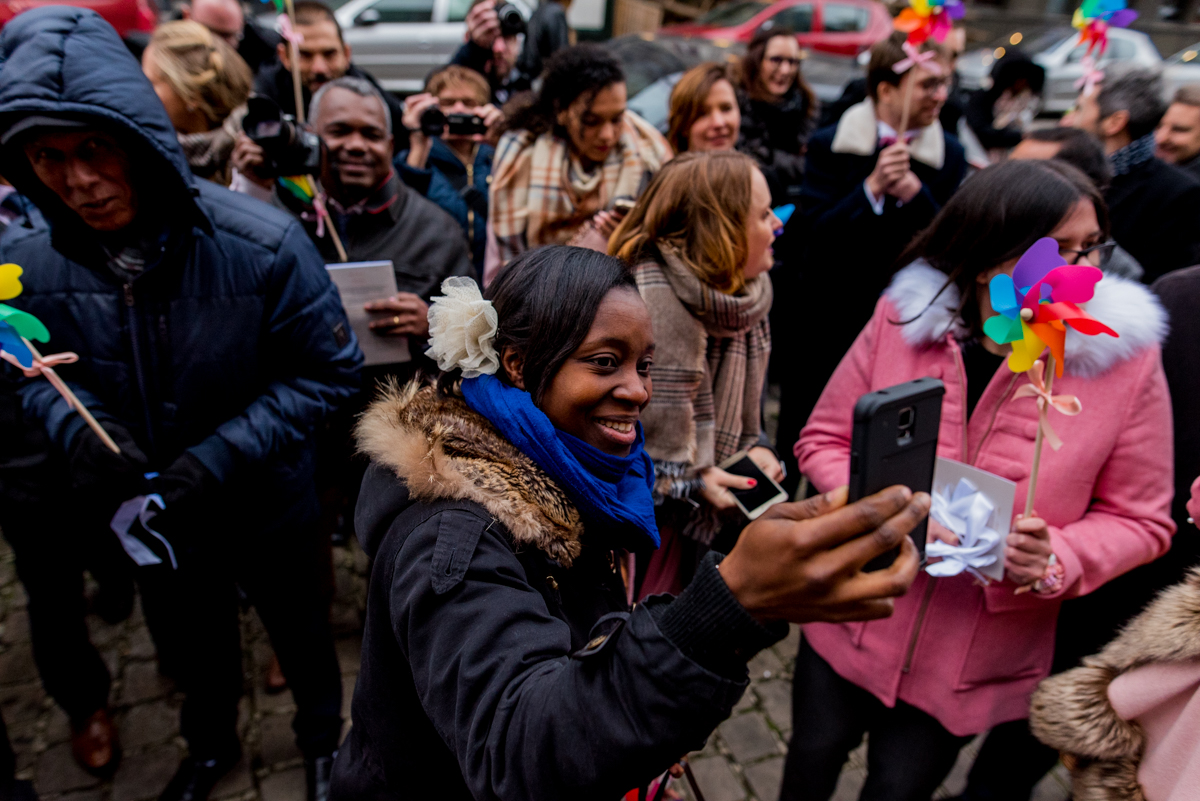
747;479;757;487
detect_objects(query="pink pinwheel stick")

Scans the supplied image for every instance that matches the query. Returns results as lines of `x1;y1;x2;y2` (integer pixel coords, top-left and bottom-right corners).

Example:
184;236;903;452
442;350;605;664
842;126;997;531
283;0;305;124
23;338;121;454
1023;354;1055;518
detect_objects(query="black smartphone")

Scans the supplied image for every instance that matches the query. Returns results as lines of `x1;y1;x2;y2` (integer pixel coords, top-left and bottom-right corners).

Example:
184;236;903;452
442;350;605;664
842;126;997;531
611;196;636;215
446;112;488;136
848;377;944;571
717;450;788;519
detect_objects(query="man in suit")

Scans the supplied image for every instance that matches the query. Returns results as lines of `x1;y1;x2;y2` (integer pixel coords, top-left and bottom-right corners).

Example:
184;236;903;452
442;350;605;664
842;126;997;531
775;31;966;484
1068;67;1200;283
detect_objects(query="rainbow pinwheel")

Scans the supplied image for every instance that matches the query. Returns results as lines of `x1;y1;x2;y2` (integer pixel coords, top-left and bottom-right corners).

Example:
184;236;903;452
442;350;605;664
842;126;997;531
0;263;50;369
259;0;285;13
983;237;1118;378
894;0;964;45
1073;0;1138;56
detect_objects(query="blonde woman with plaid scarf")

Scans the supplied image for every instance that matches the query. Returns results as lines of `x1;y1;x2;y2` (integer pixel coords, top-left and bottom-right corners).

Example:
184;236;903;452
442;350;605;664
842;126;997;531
610;151;785;597
485;44;670;284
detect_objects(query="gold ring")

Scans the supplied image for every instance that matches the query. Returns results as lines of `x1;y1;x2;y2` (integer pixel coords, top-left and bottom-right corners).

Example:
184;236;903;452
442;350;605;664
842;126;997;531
393;316;402;326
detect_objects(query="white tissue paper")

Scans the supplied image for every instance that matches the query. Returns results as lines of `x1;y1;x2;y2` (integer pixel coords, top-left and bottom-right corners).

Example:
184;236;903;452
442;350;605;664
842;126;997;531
925;458;1015;582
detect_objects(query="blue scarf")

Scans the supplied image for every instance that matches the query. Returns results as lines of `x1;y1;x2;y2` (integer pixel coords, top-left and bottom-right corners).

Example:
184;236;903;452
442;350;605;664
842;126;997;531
461;374;660;548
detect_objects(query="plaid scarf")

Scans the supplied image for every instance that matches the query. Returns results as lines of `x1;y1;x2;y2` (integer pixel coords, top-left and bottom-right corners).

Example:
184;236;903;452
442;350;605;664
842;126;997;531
1110;131;1157;177
489;110;670;264
634;246;772;541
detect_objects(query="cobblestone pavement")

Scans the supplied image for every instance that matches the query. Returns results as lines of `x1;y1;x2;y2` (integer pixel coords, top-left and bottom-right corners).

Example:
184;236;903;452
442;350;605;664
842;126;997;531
0;532;1071;801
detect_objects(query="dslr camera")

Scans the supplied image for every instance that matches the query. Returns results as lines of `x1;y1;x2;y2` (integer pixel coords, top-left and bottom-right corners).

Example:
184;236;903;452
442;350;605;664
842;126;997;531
419;107;489;138
242;96;323;178
494;1;526;37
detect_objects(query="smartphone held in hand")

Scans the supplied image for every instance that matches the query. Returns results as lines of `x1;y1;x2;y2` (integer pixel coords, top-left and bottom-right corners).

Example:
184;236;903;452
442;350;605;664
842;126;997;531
718;450;788;520
849;378;944;571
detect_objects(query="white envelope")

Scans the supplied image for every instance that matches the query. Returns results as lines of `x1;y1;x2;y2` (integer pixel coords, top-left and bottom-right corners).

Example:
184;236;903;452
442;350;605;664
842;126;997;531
929;458;1016;581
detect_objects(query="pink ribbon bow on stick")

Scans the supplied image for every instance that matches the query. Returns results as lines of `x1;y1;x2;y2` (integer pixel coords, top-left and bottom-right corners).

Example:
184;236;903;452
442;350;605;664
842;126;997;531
276;13;304;44
1013;359;1082;451
1074;55;1105;97
0;343;121;453
893;41;945;76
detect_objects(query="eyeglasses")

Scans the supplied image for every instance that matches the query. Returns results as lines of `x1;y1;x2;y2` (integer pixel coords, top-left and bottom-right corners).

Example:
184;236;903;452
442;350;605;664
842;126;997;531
766;56;801;67
1061;241;1117;267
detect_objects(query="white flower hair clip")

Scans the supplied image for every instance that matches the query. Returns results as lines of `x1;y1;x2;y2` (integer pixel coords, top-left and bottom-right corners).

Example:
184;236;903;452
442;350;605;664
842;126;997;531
425;277;499;378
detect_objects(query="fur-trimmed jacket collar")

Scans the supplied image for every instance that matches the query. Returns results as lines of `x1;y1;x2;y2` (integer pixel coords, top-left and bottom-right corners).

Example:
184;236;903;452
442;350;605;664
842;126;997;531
885;260;1169;378
1030;568;1200;801
356;380;585;566
831;99;946;169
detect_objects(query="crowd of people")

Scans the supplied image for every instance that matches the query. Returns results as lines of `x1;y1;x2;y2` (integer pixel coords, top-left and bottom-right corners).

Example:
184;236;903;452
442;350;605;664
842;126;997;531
1;2;1200;801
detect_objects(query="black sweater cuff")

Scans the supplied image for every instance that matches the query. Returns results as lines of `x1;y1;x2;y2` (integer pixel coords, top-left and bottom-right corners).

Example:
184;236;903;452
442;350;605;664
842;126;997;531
650;552;788;677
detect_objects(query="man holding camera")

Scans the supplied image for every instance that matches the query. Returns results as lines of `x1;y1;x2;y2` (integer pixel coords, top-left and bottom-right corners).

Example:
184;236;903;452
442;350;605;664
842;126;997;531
451;0;533;106
0;8;361;801
397;66;500;274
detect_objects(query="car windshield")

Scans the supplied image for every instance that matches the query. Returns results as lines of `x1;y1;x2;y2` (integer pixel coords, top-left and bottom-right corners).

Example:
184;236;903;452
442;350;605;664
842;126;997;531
997;26;1074;55
1168;42;1200;63
696;1;770;26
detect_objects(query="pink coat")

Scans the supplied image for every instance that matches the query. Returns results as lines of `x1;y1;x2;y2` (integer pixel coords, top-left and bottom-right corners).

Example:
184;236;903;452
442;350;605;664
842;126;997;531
795;261;1175;735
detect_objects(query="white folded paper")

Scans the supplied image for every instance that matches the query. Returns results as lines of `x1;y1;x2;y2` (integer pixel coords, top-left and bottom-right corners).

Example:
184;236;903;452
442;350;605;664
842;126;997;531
925;458;1015;582
110;494;178;570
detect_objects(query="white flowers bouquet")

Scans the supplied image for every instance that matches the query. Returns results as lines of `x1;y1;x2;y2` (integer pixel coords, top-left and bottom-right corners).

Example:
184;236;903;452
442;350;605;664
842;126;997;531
425;277;499;378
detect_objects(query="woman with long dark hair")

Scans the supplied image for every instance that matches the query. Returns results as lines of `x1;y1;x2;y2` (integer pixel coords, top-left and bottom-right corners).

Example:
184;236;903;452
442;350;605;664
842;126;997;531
780;159;1174;801
331;246;931;800
486;45;671;281
737;25;816;203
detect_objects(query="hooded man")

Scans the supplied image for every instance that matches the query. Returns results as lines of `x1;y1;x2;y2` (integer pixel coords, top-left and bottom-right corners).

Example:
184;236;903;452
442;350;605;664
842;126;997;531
0;8;361;801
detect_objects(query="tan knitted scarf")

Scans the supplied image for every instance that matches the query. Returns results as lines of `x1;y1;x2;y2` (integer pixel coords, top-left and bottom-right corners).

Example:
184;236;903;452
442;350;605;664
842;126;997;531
489;110;670;264
634;246;772;533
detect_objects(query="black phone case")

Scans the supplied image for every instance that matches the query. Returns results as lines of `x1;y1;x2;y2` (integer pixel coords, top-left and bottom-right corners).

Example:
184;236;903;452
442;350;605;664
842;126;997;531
849;377;945;571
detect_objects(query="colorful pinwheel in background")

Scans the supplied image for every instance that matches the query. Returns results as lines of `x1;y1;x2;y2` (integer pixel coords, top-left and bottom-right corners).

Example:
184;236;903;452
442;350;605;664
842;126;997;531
983;237;1118;518
0;263;120;453
983;237;1117;378
894;0;965;45
258;0;285;13
1073;0;1138;57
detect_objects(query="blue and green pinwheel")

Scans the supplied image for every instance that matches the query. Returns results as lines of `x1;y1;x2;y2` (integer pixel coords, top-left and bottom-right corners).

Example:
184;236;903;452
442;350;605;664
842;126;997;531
0;263;50;369
983;237;1118;377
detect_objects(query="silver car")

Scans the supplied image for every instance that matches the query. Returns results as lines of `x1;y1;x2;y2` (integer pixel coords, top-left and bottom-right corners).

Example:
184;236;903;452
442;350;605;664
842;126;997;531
957;26;1162;113
1162;42;1200;99
333;0;533;94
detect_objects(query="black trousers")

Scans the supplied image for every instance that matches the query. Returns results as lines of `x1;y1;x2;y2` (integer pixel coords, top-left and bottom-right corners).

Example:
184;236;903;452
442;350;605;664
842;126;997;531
779;639;973;801
1;501;132;722
140;513;343;761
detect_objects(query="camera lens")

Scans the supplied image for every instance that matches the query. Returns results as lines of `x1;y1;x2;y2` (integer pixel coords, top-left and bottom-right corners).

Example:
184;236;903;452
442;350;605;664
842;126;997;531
897;407;915;430
420;106;447;137
495;2;526;37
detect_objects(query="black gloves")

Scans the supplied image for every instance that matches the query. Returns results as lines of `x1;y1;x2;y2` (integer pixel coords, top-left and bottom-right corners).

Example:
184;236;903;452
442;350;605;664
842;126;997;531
147;452;221;552
68;423;150;502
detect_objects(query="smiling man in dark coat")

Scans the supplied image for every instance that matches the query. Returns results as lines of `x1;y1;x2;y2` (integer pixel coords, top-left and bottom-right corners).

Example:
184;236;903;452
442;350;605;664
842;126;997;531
0;8;361;801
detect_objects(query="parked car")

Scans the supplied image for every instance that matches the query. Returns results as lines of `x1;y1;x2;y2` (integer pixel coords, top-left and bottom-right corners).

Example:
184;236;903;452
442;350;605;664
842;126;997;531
957;25;1161;113
1163;41;1200;99
0;0;156;40
661;0;892;57
333;0;532;94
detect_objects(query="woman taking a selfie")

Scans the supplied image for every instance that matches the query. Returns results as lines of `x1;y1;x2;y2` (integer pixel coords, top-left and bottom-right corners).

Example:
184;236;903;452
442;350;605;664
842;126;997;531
781;159;1174;801
610;151;784;595
486;45;670;282
738;25;815;203
330;246;930;800
666;62;742;154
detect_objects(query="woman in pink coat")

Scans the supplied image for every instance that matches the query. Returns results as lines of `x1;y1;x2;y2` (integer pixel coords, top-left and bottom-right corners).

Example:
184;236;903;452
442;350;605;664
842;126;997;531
779;160;1175;801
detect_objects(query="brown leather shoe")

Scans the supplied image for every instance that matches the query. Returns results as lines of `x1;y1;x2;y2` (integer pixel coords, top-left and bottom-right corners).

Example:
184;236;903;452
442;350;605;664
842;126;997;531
71;709;120;778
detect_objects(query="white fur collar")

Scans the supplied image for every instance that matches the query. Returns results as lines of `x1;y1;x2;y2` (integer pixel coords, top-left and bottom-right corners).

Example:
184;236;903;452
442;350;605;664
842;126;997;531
831;100;946;170
884;261;1168;379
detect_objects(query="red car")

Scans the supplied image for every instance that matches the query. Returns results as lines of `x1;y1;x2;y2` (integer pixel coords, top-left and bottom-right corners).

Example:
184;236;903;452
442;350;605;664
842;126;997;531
0;0;157;39
663;0;893;57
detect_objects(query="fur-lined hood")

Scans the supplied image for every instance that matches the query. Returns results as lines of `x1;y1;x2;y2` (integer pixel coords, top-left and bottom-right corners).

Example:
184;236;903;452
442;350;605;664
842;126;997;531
1030;567;1200;801
831;99;947;169
885;260;1169;379
356;380;585;567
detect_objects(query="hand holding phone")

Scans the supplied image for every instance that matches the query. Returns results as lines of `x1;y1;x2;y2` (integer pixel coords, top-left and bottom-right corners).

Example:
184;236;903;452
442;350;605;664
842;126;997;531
715;450;788;520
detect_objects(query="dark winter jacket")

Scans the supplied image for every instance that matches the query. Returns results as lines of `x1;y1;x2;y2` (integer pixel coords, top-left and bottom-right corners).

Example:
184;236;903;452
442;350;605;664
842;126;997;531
395;138;493;274
0;7;362;528
517;0;570;79
253;61;409;147
277;171;474;298
239;18;281;75
1179;152;1200;183
738;87;813;204
1106;155;1200;283
331;382;786;801
450;40;533;107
